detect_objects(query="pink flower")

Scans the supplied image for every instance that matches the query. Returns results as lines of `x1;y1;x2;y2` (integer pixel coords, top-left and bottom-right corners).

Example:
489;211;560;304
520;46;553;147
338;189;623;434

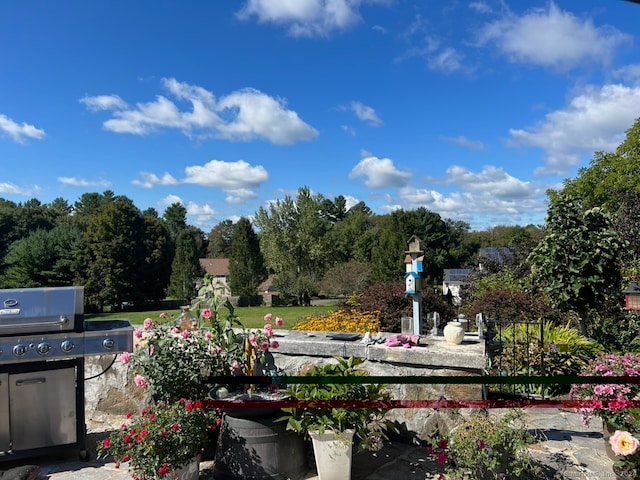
134;329;143;339
231;360;242;371
259;341;269;351
171;422;180;431
159;312;167;319
202;308;212;319
172;327;180;334
143;318;154;330
249;334;257;347
270;340;279;349
437;450;448;465
119;351;130;364
610;430;640;456
264;324;273;337
264;313;273;322
133;375;148;390
275;317;284;327
215;345;222;354
478;439;485;450
182;329;190;339
102;438;110;448
205;331;213;340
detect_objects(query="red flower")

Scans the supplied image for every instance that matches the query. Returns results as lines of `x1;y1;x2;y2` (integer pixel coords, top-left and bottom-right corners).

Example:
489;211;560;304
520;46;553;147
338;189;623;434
102;438;110;448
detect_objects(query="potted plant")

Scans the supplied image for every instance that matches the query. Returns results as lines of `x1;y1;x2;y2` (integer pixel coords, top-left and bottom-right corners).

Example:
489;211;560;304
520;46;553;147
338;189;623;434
278;356;395;480
97;398;218;480
570;352;640;478
426;409;543;480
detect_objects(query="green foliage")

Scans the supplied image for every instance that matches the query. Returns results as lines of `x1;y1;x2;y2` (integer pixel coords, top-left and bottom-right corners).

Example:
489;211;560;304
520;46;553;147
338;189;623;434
168;227;205;302
319;260;372;296
278;356;394;451
465;287;557;324
1;226;81;288
207;219;234;258
428;409;542;480
528;192;624;334
228;217;266;296
77;197;147;310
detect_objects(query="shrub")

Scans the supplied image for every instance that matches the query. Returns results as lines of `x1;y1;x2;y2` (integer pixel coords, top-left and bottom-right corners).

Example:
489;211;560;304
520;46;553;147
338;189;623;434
342;281;455;333
427;409;542;480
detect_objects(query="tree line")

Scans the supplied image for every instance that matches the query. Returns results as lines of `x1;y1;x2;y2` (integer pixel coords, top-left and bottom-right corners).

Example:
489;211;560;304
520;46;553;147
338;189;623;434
0;186;542;311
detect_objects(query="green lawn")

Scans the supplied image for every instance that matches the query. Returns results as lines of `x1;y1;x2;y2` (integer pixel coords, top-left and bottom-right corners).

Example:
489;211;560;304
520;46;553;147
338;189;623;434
85;302;339;329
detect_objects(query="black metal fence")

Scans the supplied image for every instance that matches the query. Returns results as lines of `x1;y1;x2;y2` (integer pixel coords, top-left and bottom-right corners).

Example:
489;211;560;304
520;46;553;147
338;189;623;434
484;315;547;399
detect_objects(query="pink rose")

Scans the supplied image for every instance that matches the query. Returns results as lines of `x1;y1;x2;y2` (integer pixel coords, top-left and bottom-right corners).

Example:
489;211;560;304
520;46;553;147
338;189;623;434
182;329;190;339
205;331;213;339
264;324;273;337
231;360;241;371
270;340;279;349
275;317;283;327
159;312;167;319
259;341;269;351
202;308;212;319
134;329;143;339
264;313;273;322
249;334;257;347
119;351;130;364
172;327;180;334
610;430;640;456
133;375;148;389
143;318;154;330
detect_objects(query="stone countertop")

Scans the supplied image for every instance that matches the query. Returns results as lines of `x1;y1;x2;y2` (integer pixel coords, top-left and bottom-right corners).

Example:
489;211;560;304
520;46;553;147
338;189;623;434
271;330;486;371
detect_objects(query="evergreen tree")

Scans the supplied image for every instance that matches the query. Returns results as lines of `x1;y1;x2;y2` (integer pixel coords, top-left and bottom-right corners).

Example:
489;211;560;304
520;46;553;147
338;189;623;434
168;227;204;302
228;217;267;296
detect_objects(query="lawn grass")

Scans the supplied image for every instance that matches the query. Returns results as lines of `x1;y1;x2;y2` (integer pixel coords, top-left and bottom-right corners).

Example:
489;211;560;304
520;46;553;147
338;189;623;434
85;302;339;329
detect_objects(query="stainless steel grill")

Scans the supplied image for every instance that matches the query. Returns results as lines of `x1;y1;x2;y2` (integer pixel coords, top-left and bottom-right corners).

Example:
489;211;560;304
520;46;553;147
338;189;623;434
0;286;133;461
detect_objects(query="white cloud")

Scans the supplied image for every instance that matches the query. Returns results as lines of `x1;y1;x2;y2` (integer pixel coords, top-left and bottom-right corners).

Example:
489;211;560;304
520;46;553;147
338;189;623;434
442;165;537;199
236;0;388;37
427;47;466;74
82;78;318;145
0;182;36;196
159;194;183;207
0;114;45;143
341;124;356;136
183;159;268;190
350;101;382;126
79;95;128;111
225;188;258;204
508;83;640;175
613;64;640;84
58;177;111;187
440;135;485;150
477;1;631;71
186;201;216;228
349;152;412;188
132;172;179;188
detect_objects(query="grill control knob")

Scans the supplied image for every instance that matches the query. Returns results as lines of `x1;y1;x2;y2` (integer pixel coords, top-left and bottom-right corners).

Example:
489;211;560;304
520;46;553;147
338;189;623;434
60;340;75;353
13;344;27;357
103;338;115;350
37;342;51;355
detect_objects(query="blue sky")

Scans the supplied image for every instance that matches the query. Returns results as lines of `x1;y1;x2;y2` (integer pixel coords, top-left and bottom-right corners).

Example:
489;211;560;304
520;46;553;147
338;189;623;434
1;1;639;232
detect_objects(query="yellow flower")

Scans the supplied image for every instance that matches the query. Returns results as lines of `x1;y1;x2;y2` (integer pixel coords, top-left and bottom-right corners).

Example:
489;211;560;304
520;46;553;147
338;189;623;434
610;430;640;456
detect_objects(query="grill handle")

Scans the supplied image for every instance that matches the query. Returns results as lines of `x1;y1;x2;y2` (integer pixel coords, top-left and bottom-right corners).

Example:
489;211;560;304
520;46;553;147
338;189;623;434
15;378;46;386
0;316;69;329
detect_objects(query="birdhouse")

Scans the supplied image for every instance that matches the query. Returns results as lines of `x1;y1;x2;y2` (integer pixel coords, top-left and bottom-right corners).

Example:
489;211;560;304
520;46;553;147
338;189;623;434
404;272;418;294
406;235;422;254
623;281;640;310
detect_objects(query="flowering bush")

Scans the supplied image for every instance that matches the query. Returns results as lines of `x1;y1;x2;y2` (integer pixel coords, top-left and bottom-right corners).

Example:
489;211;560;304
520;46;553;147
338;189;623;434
426;409;541;480
123;276;283;401
97;399;218;480
570;352;640;477
293;309;380;333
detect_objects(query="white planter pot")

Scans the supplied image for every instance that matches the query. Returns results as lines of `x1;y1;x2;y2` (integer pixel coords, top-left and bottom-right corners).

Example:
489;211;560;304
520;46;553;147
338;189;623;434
443;321;465;345
165;455;199;480
309;429;355;480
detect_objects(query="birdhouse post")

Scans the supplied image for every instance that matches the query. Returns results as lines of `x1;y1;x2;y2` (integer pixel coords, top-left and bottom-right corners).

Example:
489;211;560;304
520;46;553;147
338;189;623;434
404;235;424;336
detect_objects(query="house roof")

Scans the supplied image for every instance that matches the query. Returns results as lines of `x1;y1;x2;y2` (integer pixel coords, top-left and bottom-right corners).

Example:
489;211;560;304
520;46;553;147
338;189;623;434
199;258;230;276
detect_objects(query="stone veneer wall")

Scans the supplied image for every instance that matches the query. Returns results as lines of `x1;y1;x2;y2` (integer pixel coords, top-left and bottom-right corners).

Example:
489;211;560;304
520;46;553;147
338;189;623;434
84;330;486;443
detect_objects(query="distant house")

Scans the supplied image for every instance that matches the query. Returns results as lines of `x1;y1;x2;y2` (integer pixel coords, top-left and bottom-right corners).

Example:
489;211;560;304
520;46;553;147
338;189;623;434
442;268;472;305
199;258;231;296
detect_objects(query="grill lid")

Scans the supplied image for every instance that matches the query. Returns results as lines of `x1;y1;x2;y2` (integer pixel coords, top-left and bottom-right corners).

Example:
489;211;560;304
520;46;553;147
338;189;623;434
0;287;83;335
